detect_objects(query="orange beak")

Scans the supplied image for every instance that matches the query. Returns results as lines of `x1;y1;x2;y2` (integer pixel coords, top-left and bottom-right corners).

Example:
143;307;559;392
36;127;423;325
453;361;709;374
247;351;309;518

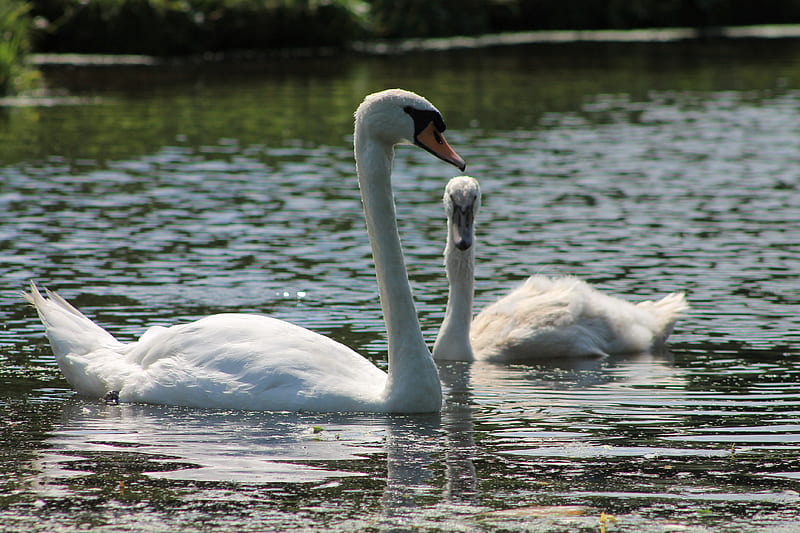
415;122;466;171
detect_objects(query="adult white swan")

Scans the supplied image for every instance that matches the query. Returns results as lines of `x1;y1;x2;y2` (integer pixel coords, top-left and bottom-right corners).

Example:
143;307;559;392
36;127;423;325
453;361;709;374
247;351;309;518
432;176;687;362
24;89;466;413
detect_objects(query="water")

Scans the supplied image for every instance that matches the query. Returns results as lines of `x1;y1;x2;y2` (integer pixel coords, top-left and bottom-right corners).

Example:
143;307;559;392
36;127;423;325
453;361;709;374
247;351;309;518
1;39;799;531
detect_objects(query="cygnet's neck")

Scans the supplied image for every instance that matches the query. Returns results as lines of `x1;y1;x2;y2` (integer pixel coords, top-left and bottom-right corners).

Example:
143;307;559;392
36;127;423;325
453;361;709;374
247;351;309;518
354;128;441;409
433;236;475;361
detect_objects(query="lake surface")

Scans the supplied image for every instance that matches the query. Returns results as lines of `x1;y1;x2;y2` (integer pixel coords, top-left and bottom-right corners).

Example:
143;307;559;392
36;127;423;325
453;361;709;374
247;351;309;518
1;38;799;532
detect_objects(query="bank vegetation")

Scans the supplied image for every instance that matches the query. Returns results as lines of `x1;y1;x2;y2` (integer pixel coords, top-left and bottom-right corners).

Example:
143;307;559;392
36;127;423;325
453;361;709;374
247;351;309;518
3;0;800;94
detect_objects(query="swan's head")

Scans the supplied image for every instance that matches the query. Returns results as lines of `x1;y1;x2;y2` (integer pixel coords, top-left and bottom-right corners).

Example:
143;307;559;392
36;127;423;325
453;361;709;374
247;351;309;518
355;89;466;171
444;176;481;251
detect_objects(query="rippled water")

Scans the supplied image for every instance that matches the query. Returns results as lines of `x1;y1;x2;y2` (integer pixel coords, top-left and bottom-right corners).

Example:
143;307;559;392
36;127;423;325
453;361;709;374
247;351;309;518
1;39;799;531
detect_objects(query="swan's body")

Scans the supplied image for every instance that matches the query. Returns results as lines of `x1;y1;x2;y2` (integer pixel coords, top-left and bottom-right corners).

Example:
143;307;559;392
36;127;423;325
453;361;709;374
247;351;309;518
432;176;687;362
25;88;466;413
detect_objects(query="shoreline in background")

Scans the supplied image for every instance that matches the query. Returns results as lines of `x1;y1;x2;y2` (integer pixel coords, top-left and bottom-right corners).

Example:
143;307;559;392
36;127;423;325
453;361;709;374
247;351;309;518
29;24;800;67
353;23;800;53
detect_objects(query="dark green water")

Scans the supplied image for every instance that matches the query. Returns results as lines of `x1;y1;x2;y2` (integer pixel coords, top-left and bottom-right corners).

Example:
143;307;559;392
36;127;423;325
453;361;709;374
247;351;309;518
1;39;799;532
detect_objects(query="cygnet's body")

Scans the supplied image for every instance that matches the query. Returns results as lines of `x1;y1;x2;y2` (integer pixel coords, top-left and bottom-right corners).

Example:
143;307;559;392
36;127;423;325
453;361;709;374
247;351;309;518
433;176;687;362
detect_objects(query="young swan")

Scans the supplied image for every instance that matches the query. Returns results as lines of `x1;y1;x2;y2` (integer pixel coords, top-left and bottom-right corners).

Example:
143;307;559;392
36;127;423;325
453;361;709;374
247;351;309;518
24;88;466;413
432;176;687;362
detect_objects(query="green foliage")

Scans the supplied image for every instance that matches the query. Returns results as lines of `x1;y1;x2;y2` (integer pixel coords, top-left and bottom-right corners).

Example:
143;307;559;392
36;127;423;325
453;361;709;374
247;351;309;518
24;0;800;56
368;0;490;38
0;0;38;95
33;0;369;55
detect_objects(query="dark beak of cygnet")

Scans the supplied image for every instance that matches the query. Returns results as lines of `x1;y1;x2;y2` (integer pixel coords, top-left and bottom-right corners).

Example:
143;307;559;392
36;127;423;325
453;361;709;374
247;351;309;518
451;205;473;251
455;237;472;251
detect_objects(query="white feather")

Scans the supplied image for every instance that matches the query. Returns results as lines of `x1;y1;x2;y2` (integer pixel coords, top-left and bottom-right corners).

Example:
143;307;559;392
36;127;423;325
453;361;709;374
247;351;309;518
25;89;465;413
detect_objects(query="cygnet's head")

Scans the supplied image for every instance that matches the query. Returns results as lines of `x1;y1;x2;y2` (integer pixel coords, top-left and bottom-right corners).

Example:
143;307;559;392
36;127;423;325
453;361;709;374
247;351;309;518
444;176;481;251
355;89;466;171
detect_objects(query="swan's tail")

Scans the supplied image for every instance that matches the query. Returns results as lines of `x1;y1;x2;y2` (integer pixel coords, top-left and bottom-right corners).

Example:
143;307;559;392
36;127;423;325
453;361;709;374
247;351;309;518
636;291;689;341
23;282;123;362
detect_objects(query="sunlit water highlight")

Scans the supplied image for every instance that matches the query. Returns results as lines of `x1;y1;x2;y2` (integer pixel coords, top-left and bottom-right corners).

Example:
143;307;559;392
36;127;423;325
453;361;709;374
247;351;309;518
1;39;799;531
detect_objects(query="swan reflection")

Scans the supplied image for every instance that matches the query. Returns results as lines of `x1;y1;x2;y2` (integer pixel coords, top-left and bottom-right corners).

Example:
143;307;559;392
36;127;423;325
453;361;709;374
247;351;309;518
38;402;389;487
32;352;688;525
438;361;479;505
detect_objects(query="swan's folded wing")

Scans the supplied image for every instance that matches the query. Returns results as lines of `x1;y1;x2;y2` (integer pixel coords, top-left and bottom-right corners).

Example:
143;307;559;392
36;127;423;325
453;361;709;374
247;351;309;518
120;313;388;411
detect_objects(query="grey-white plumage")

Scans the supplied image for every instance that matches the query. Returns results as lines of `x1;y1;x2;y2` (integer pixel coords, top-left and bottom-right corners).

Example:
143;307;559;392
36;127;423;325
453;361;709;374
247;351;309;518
433;176;688;362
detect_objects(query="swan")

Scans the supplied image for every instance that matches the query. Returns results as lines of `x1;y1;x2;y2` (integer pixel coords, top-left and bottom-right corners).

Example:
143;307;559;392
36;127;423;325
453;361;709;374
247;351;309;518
24;88;466;413
432;176;687;362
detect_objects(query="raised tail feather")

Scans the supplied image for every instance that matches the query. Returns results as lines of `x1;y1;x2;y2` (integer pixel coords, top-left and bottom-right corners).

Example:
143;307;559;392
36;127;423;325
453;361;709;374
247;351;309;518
23;282;122;359
636;291;689;341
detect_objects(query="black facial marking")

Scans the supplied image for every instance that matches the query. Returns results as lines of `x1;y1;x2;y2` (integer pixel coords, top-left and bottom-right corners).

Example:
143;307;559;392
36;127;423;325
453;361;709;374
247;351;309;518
404;106;447;137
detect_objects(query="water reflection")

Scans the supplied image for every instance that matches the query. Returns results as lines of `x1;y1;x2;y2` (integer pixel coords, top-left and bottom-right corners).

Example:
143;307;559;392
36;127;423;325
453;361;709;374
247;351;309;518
438;361;478;505
380;415;441;530
37;402;380;487
16;347;800;530
31;368;483;528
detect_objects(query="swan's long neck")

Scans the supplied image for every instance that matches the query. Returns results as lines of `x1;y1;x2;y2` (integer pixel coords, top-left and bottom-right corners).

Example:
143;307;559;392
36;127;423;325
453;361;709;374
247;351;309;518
354;129;441;411
432;234;475;361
